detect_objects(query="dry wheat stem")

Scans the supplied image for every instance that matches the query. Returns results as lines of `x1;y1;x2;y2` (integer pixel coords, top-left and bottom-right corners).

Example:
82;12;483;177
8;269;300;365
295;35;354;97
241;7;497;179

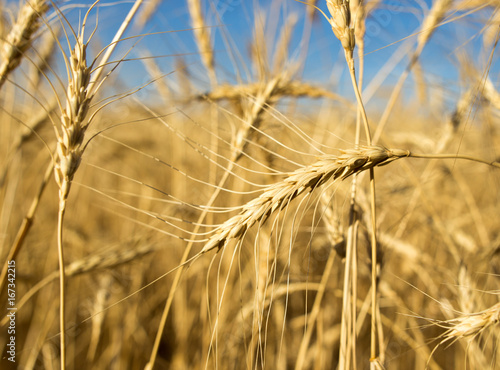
0;161;53;295
341;1;366;365
202;146;409;254
409;152;500;168
88;0;145;96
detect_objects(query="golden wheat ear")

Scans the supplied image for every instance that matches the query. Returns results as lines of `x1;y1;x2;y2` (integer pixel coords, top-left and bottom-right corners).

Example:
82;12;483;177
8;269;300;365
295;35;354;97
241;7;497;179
202;146;410;254
0;0;50;90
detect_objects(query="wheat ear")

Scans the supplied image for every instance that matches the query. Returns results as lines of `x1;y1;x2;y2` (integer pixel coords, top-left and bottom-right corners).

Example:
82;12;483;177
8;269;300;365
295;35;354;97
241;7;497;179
202;146;409;254
187;0;215;81
195;80;353;108
0;0;49;89
2;241;155;328
426;301;500;368
442;303;500;342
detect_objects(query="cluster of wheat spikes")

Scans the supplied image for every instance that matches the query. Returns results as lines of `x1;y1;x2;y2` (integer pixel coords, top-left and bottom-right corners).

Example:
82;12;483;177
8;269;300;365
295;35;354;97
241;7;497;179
0;0;499;369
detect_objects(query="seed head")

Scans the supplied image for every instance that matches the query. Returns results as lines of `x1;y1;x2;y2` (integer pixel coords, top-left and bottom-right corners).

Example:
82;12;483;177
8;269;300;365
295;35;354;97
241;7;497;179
326;0;355;56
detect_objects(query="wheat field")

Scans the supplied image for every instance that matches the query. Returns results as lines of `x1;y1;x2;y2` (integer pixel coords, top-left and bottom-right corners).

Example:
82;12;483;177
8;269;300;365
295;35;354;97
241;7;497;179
0;0;499;369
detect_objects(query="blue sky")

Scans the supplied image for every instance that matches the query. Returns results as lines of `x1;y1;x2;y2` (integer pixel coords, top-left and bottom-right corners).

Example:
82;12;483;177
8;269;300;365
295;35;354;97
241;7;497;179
23;0;498;110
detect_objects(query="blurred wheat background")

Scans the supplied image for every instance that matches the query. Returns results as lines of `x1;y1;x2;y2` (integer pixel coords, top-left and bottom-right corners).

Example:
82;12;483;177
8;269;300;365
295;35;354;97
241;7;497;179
0;0;499;369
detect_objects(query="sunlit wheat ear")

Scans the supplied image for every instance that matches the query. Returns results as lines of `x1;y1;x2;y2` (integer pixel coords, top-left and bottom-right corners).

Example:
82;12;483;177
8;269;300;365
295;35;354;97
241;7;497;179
349;0;365;44
54;30;92;205
202;146;409;254
0;0;49;89
196;80;351;107
438;302;500;344
325;0;355;60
